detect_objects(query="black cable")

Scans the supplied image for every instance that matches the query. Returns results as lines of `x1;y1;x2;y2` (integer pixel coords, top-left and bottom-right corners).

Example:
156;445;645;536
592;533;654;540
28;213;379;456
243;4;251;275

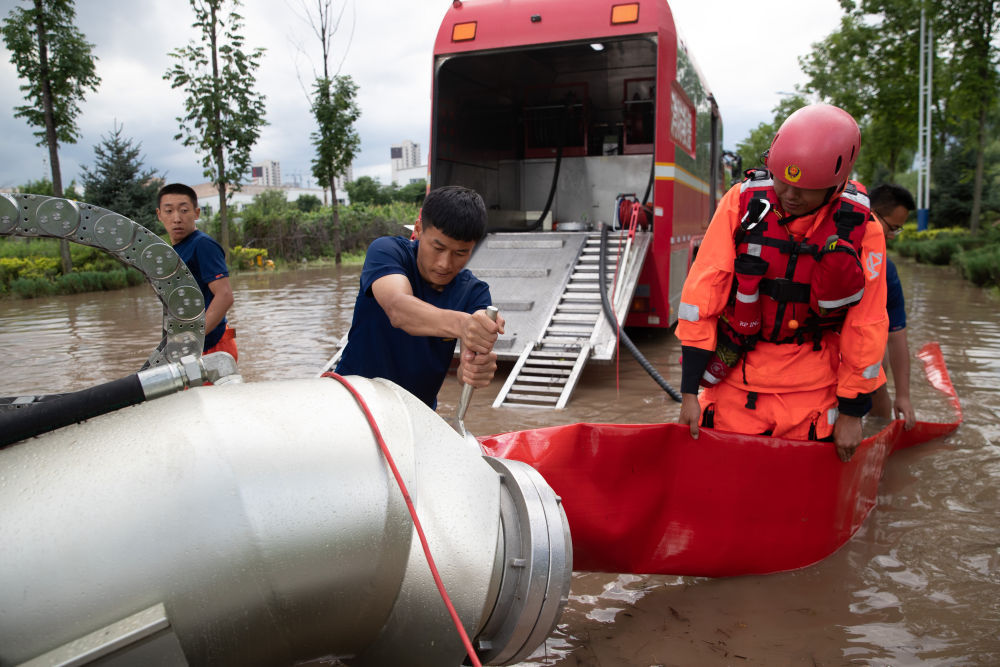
0;374;146;448
530;138;563;230
641;155;654;206
490;104;567;234
599;222;682;402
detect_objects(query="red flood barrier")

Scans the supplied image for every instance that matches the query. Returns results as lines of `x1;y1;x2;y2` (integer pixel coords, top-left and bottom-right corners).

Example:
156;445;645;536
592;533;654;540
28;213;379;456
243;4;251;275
480;342;962;576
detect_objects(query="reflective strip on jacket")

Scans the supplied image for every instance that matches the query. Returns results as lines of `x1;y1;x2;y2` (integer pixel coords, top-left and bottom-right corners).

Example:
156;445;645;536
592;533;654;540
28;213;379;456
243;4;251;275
676;182;888;399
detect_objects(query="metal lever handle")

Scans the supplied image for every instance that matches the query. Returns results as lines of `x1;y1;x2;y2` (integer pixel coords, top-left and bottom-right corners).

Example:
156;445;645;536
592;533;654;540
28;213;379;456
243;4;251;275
454;305;499;436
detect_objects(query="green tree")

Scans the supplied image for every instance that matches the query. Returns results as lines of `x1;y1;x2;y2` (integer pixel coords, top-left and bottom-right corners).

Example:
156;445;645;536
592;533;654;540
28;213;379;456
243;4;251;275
79;122;162;232
797;0;1000;228
395;179;427;204
799;0;921;185
929;141;976;225
296;193;323;212
345;175;384;205
311;75;361;264
2;0;100;272
301;0;361;264
936;0;1000;231
164;0;267;260
17;177;83;200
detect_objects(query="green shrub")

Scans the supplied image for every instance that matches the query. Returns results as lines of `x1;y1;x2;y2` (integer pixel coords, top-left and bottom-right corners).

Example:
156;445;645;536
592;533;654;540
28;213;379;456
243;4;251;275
955;245;1000;287
0;256;61;283
230;245;270;270
9;276;57;298
893;233;980;265
54;269;143;293
233;201;416;262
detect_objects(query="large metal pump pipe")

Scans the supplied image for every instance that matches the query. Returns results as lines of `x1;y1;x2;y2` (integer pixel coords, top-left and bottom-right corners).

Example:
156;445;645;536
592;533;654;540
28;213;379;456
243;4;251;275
0;376;572;666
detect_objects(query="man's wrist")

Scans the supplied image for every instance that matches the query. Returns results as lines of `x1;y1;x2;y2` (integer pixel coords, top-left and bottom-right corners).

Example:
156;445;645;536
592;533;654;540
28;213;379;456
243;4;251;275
837;392;872;418
680;346;712;395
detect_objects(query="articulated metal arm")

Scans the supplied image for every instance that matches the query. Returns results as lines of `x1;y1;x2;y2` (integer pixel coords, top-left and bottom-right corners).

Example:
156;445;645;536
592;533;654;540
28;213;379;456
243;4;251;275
0;193;206;368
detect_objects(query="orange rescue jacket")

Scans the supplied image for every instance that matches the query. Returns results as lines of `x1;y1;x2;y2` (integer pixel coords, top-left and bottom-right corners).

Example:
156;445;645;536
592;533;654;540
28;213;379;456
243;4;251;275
676;178;888;401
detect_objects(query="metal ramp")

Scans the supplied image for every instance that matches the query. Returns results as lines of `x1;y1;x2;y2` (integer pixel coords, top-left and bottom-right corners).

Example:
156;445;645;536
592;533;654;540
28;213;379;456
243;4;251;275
481;230;650;409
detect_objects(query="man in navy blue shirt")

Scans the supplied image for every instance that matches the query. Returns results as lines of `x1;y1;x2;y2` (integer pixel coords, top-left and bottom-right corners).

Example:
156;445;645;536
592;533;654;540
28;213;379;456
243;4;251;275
870;184;915;428
157;183;237;361
336;186;505;409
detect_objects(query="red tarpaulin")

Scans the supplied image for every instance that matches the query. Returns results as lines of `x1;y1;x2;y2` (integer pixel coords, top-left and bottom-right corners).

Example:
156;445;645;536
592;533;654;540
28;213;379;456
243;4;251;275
479;342;963;576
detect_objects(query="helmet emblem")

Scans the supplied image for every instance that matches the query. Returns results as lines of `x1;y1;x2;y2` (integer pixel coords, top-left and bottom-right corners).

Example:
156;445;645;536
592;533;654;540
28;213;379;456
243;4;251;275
784;164;802;183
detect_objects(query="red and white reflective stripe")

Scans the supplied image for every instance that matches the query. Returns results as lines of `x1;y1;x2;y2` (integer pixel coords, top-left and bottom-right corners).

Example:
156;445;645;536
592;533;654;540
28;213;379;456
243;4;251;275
735;291;759;304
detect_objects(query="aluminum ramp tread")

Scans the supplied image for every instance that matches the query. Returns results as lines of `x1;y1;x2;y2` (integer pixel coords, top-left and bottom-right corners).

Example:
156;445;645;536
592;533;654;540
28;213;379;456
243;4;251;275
492;230;649;409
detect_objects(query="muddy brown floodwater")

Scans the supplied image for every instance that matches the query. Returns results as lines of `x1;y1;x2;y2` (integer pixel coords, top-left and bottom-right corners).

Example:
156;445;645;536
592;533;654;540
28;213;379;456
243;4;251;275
1;254;997;666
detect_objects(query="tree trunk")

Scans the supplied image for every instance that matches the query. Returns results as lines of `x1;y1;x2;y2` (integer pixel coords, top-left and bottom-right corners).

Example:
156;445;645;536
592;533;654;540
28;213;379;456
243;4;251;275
217;173;230;261
209;4;230;262
218;183;229;263
887;146;899;183
330;177;341;264
969;106;986;233
34;0;71;274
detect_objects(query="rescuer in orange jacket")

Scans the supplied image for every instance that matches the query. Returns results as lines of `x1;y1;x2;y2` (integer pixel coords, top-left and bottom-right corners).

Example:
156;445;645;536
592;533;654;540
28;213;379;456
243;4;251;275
676;104;888;462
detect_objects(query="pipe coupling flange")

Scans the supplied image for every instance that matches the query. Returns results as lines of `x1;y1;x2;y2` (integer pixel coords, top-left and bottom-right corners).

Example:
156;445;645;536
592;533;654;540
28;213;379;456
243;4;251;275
475;456;572;665
201;351;241;384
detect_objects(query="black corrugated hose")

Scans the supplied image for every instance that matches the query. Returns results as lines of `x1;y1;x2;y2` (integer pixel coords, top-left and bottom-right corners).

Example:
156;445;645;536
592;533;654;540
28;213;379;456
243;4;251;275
0;375;146;448
599;222;682;402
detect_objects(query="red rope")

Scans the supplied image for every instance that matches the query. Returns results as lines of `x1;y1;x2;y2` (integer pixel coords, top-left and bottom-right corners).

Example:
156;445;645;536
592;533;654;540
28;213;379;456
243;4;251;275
322;372;483;667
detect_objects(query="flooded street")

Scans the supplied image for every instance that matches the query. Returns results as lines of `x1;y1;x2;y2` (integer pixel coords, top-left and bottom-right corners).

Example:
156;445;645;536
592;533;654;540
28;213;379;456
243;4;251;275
1;255;998;665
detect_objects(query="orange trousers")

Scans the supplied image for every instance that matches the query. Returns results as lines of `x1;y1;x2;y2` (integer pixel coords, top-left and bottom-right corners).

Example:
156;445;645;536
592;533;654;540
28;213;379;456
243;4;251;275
699;381;838;440
206;325;238;363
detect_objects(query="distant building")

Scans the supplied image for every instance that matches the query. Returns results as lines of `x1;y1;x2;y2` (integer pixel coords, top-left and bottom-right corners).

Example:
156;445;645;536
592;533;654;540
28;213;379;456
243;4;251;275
390;140;422;185
251;160;281;187
394;165;428;186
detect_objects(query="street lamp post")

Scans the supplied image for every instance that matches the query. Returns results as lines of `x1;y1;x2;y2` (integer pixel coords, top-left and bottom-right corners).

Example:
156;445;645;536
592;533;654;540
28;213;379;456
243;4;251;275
917;8;933;231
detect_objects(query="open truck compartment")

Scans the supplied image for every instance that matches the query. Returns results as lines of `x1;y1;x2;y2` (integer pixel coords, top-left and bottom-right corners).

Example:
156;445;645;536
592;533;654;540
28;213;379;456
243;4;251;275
433;36;659;230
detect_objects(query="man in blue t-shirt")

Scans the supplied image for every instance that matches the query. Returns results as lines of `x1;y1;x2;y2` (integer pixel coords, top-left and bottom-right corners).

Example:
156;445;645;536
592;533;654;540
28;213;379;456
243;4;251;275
870;184;915;429
335;186;505;409
157;183;237;361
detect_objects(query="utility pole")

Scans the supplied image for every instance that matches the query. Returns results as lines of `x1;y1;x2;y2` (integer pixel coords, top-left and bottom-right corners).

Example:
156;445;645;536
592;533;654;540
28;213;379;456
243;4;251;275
916;7;933;231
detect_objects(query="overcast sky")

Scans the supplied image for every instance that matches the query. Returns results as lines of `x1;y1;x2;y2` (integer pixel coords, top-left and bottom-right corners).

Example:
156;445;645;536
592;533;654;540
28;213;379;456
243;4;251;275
0;0;844;192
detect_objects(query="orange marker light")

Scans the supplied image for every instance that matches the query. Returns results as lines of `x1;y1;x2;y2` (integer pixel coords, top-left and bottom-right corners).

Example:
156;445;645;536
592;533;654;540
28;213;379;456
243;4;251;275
452;21;477;42
611;3;639;24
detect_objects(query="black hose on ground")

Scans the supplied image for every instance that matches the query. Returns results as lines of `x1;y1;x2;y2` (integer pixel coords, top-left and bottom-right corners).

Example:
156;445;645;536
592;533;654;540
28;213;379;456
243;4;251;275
599;222;682;402
642;155;654;206
0;374;146;448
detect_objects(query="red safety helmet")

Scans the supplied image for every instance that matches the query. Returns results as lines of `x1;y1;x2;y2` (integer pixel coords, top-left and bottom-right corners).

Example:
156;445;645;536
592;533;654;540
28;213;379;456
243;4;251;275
766;104;861;190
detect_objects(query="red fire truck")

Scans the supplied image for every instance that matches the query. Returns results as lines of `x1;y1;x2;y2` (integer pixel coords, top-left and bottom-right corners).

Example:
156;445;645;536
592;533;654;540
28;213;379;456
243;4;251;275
430;0;737;407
